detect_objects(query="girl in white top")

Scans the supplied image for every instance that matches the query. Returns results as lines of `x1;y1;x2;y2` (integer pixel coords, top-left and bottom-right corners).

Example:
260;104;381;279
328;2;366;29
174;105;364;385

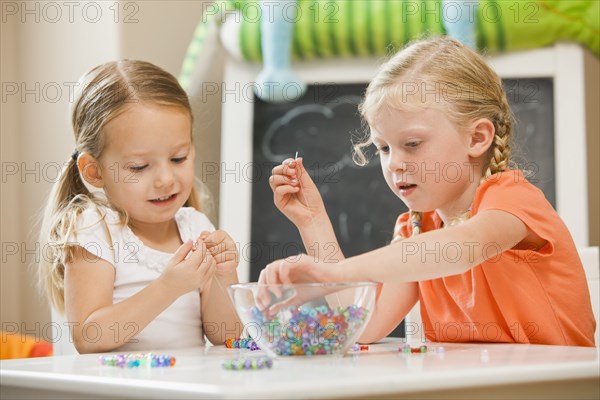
38;60;241;353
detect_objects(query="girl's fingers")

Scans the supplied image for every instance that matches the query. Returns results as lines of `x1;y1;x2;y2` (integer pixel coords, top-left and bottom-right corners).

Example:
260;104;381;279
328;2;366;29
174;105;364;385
269;290;297;315
173;240;193;263
279;261;293;285
198;230;211;241
272;159;297;177
211;251;237;265
294;158;313;187
269;174;298;190
201;231;228;255
203;232;238;262
256;270;271;311
188;240;208;266
202;230;229;246
273;185;300;201
268;261;285;297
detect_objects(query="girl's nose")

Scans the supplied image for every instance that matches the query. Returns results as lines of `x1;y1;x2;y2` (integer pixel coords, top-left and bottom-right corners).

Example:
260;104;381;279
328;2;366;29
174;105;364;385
154;166;175;188
386;151;406;173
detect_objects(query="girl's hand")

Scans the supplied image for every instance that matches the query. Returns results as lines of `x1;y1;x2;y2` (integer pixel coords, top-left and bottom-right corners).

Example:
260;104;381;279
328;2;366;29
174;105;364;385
160;240;216;296
200;230;239;275
258;254;327;285
269;157;326;227
257;254;344;315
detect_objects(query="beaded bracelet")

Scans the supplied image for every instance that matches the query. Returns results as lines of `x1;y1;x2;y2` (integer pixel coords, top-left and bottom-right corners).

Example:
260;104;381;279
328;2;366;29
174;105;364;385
221;356;273;370
398;344;428;354
224;337;260;350
99;353;176;368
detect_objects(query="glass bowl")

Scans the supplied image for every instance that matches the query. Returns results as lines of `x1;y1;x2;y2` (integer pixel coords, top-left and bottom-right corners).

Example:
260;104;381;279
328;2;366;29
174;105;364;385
228;282;377;357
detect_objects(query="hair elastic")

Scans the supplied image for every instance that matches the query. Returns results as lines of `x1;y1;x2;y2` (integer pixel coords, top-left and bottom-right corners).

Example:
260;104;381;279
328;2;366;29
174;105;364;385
71;150;80;162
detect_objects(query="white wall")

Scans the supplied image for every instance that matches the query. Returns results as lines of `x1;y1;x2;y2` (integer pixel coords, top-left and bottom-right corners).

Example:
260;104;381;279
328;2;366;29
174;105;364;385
0;0;218;339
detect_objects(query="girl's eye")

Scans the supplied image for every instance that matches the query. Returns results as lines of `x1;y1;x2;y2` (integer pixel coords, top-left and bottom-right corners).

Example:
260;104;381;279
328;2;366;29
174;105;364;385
172;156;188;163
375;145;390;154
406;141;421;148
129;164;147;172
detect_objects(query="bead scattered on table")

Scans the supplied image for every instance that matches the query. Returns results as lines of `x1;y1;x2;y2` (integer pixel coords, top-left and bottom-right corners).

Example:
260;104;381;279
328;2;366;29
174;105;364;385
249;304;370;356
221;356;273;370
224;338;260;350
398;344;428;354
99;353;176;368
351;343;369;351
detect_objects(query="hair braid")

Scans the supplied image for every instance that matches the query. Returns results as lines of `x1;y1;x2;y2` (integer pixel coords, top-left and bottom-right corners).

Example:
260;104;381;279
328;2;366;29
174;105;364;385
409;210;423;237
484;104;513;180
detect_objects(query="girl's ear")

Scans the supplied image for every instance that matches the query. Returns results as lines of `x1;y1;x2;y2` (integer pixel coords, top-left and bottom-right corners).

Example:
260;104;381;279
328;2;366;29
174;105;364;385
468;118;495;158
77;153;104;188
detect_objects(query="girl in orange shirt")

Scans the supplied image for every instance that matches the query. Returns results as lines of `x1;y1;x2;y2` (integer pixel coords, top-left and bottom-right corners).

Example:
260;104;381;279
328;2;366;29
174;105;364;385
262;37;596;347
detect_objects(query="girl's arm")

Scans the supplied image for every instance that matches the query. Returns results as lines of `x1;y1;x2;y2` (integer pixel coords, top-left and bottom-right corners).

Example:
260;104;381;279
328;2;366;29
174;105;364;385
200;272;242;344
65;240;215;353
346;209;530;283
270;158;344;262
200;230;243;344
260;209;531;285
358;282;419;344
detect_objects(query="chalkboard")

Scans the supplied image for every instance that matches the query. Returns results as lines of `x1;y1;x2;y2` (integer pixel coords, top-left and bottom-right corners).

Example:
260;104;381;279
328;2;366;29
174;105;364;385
249;79;555;337
250;84;407;280
503;78;555;206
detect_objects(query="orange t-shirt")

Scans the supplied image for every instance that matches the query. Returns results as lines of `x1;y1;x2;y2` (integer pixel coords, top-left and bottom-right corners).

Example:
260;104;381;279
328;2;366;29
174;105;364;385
395;170;596;347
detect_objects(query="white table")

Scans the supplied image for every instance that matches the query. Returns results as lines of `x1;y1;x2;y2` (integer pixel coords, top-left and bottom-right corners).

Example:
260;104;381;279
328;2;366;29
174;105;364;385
1;339;598;399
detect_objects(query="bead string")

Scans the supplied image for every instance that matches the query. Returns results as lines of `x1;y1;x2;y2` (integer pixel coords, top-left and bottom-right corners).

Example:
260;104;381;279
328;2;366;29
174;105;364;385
221;356;273;370
99;353;176;368
293;152;342;308
224;337;260;350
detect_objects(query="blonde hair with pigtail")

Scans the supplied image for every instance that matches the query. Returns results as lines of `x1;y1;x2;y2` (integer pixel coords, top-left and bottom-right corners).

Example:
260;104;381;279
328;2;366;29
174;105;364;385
354;36;515;241
38;60;209;313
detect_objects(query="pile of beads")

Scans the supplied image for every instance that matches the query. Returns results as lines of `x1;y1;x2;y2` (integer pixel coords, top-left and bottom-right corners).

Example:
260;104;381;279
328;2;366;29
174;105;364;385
224;338;260;350
221;356;273;370
248;304;369;356
99;353;176;368
398;344;428;354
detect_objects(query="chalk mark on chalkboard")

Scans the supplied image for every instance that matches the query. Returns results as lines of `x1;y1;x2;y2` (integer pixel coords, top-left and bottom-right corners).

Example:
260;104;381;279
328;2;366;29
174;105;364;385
260;95;377;173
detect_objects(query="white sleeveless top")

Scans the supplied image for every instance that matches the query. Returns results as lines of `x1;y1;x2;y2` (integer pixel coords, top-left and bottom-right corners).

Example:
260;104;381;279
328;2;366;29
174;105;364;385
71;206;214;351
